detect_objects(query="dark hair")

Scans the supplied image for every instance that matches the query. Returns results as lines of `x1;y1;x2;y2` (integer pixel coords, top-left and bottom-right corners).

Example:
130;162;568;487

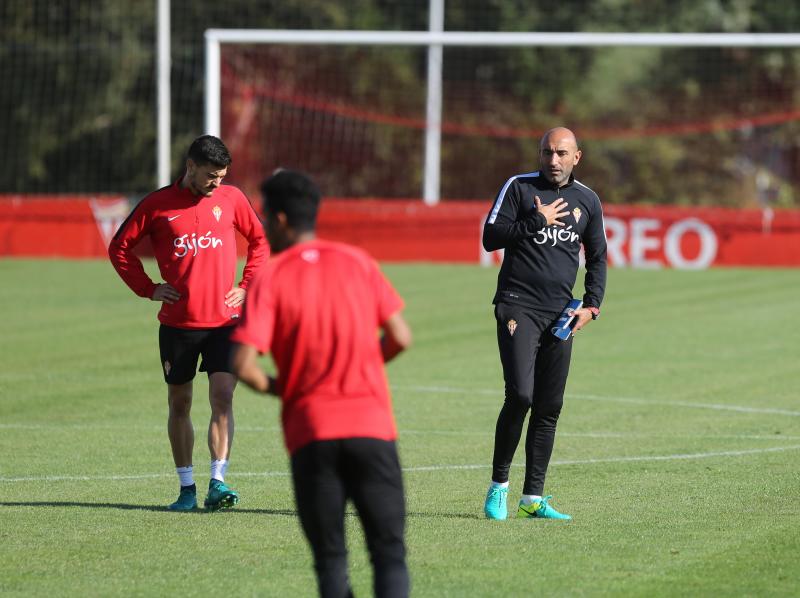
187;135;232;168
260;169;321;233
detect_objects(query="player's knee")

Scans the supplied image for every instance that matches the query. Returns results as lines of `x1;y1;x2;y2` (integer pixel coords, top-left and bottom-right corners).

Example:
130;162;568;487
168;391;192;417
208;373;235;412
209;390;233;413
534;399;563;421
504;386;533;410
369;540;406;565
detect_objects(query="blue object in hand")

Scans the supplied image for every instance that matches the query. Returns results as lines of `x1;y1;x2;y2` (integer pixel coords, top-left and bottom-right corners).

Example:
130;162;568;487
551;299;583;341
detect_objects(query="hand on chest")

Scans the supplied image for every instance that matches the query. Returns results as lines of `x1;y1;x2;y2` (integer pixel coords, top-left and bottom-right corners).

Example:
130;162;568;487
522;191;586;230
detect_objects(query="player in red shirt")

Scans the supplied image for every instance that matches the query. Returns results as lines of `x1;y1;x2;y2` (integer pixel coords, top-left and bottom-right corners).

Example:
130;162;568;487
109;135;268;511
231;170;412;598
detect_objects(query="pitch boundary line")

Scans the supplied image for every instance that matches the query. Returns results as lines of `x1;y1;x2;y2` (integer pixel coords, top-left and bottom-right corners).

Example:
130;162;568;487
3;444;799;484
404;444;800;471
392;385;800;417
2;422;797;443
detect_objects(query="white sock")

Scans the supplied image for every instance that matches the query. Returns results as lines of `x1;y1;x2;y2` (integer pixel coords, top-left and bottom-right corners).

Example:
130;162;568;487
176;466;194;487
210;459;227;482
490;481;509;490
521;494;542;505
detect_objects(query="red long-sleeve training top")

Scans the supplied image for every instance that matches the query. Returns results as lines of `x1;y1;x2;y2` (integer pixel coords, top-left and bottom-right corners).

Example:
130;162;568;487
108;179;268;329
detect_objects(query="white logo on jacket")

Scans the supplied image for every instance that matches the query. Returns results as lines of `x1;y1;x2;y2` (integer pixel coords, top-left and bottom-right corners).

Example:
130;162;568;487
174;231;223;257
534;225;580;247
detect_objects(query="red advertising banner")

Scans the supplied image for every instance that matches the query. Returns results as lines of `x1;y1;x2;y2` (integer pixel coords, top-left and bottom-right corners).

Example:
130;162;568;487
317;200;800;268
1;195;798;267
0;196;129;258
599;204;800;268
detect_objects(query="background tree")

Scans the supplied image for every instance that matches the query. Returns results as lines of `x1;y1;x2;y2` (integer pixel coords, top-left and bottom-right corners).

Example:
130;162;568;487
1;0;799;206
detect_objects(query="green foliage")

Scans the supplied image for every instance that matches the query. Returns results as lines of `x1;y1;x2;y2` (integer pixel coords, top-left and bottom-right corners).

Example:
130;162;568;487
0;1;156;193
2;1;800;205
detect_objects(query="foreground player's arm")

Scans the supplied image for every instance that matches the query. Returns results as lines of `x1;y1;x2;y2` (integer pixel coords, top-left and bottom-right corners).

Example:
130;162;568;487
231;343;279;396
381;311;412;363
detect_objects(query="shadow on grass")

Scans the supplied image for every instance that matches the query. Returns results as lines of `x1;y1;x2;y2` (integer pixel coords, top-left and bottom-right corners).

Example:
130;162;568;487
0;502;481;520
0;501;296;516
407;511;482;520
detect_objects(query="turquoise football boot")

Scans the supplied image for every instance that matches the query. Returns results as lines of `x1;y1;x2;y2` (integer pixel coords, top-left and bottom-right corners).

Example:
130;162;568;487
204;479;239;511
516;495;571;520
483;485;508;520
168;485;197;511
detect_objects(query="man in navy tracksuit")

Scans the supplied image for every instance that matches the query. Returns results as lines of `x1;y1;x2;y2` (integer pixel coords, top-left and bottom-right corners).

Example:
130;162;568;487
482;127;607;521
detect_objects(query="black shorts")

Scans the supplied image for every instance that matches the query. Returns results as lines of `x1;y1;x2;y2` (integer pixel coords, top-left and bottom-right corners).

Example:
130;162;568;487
158;324;236;385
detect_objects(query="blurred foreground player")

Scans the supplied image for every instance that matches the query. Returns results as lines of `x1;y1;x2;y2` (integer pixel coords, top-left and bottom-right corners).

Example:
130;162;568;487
231;170;411;598
482;127;607;521
109;135;268;511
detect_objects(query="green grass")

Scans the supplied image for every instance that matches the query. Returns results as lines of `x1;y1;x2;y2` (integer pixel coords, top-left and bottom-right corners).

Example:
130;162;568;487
1;259;798;596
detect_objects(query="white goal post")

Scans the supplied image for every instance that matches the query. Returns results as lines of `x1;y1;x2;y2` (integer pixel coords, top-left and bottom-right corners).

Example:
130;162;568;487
204;29;800;205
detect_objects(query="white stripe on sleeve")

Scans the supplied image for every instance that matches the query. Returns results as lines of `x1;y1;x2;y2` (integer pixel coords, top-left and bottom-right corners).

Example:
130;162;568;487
487;171;539;224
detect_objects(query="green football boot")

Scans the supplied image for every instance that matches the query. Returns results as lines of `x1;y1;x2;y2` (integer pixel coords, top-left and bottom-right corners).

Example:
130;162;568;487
483;485;508;520
204;479;239;511
516;495;571;520
168;485;197;511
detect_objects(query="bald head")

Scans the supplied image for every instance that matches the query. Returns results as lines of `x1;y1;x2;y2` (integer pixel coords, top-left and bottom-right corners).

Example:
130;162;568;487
539;127;581;186
540;127;578;150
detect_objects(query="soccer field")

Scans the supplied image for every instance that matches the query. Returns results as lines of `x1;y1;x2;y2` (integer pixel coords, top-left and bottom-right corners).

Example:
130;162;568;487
1;259;798;597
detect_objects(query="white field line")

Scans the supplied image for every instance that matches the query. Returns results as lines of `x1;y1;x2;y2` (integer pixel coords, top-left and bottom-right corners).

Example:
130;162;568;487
2;386;796;433
1;422;797;443
2;387;797;483
404;444;800;472
0;423;283;433
401;430;800;441
2;445;800;484
569;393;800;417
393;385;800;417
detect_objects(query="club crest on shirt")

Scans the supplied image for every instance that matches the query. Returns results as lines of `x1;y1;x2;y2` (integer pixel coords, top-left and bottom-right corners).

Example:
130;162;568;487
212;205;222;222
572;207;582;223
507;319;517;336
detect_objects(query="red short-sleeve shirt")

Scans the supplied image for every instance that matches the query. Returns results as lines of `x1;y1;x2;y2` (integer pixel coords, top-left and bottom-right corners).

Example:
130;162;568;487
231;239;404;454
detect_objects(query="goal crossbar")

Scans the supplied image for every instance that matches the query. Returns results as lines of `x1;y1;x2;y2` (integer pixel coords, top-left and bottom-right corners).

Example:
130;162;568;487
205;29;800;204
205;29;800;48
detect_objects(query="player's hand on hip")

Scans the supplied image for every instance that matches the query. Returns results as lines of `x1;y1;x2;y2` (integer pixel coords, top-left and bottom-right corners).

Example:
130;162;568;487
535;195;569;227
571;308;594;333
152;283;181;304
225;286;246;308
